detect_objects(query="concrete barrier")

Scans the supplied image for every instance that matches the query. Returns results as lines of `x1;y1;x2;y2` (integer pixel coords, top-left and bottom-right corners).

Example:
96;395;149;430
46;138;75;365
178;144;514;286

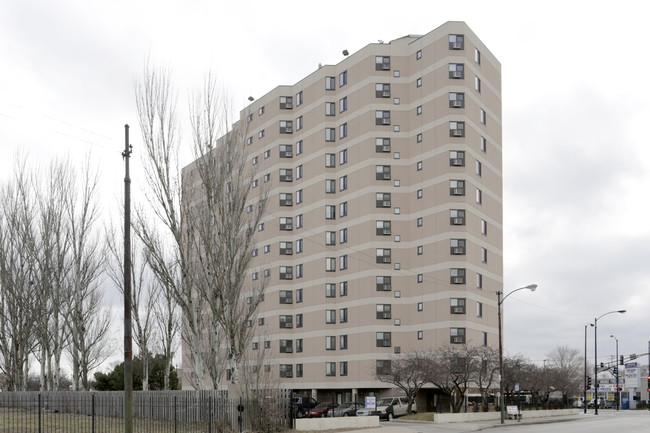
433;408;580;423
295;416;380;430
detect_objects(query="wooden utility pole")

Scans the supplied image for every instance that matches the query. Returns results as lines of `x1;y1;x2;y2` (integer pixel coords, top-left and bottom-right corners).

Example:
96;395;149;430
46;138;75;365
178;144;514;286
123;124;133;433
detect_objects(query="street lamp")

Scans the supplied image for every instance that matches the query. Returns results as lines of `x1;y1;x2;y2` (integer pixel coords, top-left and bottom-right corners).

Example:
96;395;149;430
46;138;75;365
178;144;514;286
594;310;626;415
584;323;593;414
498;284;538;424
610;335;619;411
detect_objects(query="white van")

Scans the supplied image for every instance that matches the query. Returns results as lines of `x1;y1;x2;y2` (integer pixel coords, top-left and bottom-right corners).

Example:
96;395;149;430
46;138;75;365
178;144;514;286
356;396;416;420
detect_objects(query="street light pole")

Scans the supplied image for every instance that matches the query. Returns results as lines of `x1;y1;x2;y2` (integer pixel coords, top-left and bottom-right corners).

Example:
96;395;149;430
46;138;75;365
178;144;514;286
498;284;537;424
610;335;619;411
584;323;593;414
594;310;625;415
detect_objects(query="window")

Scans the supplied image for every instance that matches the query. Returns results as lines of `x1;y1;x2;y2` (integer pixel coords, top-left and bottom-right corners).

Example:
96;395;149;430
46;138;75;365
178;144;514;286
417;133;422;143
326;179;336;193
476;188;482;204
376;332;391;347
376;165;391;180
417;105;422;115
475;47;481;64
476;160;482;176
252;179;258;188
296;364;303;377
376;359;391;375
258;106;265;116
326;336;336;350
417;161;423;171
296;116;303;131
376;248;391;263
279;266;293;280
482;332;487;346
450;180;465;196
326;283;336;298
417;189;423;199
296;338;303;352
296;164;303;179
339;228;347;244
279;241;293;255
252;156;258;165
417;274;423;283
279;168;293;182
339;149;347;165
450;239;466;255
481;219;487;235
339;255;347;270
416;49;422;59
263;173;270;183
449;63;464;79
375;110;391;125
279;144;292;158
375;56;390;70
280;339;293;353
247;113;253;123
339;308;348;323
339;70;347;87
449;121;465;137
296;313;303;328
296;140;303;155
326;231;336;246
325;128;336;142
376;304;391;319
258;130;265;139
262;243;270;253
252;272;258;281
296;288;303;303
475;76;481;92
339;123;347;139
264;268;270;277
279;120;293;134
451;298;466;314
325;102;336;116
247;136;253;145
375;83;390;98
417;302;423;312
337;281;347;297
326;309;336;324
339;96;347;113
279;364;293;378
264;149;270;158
339;201;348;217
252;248;258;257
477;302;483;317
417;331;423;340
296;189;303;204
296;214;303;228
451;328;466;344
449;92;465;108
252;342;259;350
417;245;423;255
296;91;303;106
338;361;348;377
481;136;487;152
280;290;293;304
325;76;335;90
451;268;466;284
279;217;293;231
325;205;336;220
258;223;264;232
263;339;270;348
417;217;423;227
326;362;336;376
376;137;390;153
279;193;293;206
376;220;391;236
279;315;293;328
326;257;336;272
339;175;347;191
325;153;335;167
450;209;466;225
376;276;391;291
481;247;487;263
449;34;464;50
416;77;422;87
450;150;465;166
280;96;293;109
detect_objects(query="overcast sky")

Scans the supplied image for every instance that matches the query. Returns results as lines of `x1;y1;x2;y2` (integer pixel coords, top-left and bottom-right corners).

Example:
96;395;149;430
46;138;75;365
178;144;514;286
2;0;649;371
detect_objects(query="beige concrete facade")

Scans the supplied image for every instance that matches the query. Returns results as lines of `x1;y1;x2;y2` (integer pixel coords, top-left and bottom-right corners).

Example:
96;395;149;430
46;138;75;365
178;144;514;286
182;21;502;401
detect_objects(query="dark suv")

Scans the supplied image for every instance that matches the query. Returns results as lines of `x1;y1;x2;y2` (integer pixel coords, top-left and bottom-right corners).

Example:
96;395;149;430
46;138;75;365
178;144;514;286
292;397;318;418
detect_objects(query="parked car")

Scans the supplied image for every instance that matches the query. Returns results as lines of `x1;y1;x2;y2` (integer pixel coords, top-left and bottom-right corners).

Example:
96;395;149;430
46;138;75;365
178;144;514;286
356;397;416;420
572;399;584;408
587;398;602;409
308;402;338;418
292;397;318;418
328;401;364;417
602;400;615;409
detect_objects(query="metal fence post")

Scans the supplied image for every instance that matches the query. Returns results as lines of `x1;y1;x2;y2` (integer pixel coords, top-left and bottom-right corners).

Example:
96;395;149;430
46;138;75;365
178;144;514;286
174;395;177;433
38;393;42;433
92;393;95;433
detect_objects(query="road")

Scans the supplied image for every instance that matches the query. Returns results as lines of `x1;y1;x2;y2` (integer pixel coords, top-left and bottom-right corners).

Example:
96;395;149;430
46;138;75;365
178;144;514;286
388;410;649;432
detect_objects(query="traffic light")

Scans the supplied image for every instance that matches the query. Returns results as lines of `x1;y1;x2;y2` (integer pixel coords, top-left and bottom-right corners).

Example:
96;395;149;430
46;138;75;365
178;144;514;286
587;376;592;387
613;367;618;376
619;355;624;365
647;376;650;393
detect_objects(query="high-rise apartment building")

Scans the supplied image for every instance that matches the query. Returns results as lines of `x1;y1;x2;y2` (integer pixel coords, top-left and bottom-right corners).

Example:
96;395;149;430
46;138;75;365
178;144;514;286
182;21;501;403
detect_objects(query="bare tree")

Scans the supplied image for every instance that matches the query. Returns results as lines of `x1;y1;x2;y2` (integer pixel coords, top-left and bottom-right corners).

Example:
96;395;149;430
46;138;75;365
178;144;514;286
427;345;479;413
545;345;582;403
187;74;268;387
376;351;429;413
472;346;499;407
64;156;112;390
134;63;209;389
151;266;180;390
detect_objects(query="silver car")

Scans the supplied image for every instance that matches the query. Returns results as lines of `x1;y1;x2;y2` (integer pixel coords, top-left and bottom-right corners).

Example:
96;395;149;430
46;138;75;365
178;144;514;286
357;397;416;421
